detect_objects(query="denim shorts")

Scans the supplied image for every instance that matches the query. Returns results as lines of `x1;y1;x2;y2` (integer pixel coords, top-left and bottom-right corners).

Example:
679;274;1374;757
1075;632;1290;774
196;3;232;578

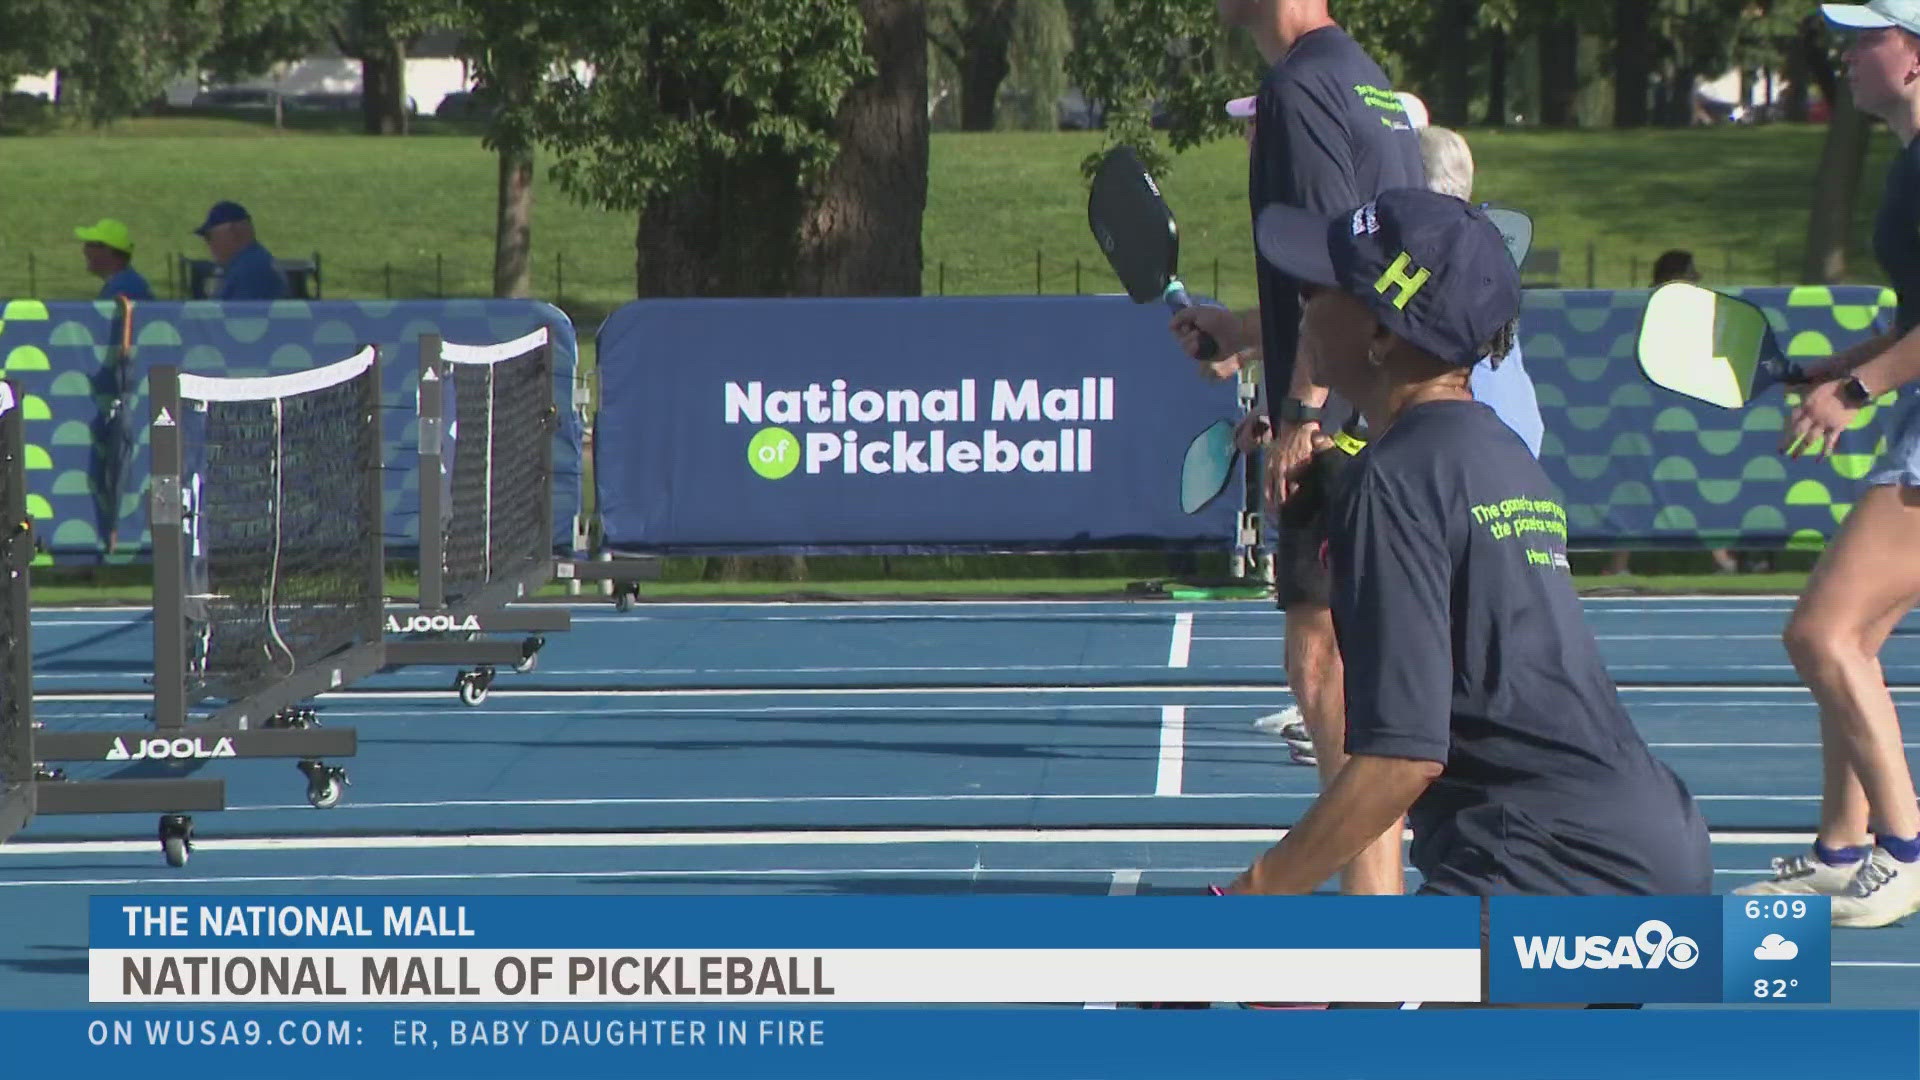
1866;389;1920;488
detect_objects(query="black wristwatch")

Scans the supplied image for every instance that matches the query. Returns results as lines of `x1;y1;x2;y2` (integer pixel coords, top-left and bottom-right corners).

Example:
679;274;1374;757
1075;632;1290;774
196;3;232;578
1278;398;1322;423
1839;376;1873;408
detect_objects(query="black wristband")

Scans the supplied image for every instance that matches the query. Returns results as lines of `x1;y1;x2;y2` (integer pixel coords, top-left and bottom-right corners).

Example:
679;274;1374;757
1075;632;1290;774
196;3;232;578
1278;398;1322;423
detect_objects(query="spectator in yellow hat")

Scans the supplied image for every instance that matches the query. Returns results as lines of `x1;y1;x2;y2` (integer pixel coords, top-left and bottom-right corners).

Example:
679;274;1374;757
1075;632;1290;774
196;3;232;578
74;219;153;301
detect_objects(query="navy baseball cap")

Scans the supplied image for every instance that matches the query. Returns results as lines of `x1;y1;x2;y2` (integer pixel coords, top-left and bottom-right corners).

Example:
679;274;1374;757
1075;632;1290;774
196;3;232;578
1255;188;1520;368
194;201;250;236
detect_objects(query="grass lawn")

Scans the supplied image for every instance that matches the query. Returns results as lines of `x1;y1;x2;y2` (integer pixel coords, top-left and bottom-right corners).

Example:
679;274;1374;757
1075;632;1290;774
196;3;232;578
0;116;1899;323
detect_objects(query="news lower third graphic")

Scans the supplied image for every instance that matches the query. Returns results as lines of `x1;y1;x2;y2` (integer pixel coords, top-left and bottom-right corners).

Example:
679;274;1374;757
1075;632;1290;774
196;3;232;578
86;895;1829;1008
1488;896;1830;1004
13;894;1878;1079
85;895;1483;1006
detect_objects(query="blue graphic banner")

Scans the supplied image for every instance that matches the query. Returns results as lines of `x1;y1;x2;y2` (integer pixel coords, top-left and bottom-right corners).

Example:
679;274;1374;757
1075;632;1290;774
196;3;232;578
8;1009;1913;1079
88;895;1480;949
1488;896;1830;1004
593;296;1245;555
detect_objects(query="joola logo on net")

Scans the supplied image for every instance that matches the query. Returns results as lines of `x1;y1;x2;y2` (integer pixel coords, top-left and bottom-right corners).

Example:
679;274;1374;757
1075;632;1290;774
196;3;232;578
386;613;482;633
726;378;1115;480
1512;919;1700;971
106;737;237;761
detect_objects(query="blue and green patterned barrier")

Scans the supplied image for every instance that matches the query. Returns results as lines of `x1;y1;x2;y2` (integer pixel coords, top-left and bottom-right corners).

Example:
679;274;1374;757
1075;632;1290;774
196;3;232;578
0;298;582;564
1524;286;1897;549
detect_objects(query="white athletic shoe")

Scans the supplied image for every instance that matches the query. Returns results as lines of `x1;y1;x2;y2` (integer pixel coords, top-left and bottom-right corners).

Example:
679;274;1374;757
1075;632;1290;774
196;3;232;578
1830;848;1920;929
1732;851;1862;897
1252;706;1316;765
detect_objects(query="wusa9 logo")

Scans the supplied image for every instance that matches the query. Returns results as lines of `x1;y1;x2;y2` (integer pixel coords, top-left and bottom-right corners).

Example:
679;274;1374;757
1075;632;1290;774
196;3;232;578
1512;919;1700;971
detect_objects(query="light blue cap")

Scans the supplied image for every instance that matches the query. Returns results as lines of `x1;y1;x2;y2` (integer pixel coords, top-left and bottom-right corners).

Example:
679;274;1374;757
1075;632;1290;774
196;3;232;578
1822;1;1920;35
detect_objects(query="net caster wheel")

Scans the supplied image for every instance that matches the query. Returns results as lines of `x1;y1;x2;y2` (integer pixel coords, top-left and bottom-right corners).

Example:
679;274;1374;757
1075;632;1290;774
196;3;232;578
514;636;543;674
456;670;491;707
298;761;348;809
158;814;193;868
615;590;634;613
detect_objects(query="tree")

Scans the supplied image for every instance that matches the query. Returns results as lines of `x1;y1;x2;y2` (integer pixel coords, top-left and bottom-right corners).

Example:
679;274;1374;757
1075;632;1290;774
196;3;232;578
0;0;80;114
1062;0;1252;179
56;0;222;125
1612;0;1654;127
794;0;930;296
533;0;891;298
447;0;570;298
928;0;1017;131
329;0;444;135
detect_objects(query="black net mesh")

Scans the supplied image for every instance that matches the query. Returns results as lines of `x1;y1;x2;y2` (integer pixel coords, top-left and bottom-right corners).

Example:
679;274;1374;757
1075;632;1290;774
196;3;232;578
182;366;381;704
442;345;551;604
0;389;25;814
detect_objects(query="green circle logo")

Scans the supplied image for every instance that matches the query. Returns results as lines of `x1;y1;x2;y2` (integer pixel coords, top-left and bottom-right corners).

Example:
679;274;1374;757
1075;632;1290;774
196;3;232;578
747;427;800;480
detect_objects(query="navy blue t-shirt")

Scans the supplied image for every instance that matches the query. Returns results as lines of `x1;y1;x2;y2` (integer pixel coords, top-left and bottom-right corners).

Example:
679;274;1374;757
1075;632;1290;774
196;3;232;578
1327;399;1712;897
1873;134;1920;334
1251;26;1425;427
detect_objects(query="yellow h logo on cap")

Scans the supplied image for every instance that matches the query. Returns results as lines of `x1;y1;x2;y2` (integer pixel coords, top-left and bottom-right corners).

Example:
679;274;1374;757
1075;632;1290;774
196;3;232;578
1373;252;1430;310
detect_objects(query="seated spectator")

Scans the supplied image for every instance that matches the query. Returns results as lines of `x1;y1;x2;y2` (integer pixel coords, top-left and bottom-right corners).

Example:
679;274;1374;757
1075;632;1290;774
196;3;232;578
194;201;286;301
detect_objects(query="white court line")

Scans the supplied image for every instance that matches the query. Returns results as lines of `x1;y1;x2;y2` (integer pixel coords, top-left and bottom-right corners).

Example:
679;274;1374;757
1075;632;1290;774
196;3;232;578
1086;870;1144;1010
0;827;1819;860
46;683;1905;705
220;793;1320;814
1833;962;1920;968
197;789;1862;814
1194;740;1914;752
1192;635;1789;643
1156;706;1186;796
0;864;1839;891
1168;612;1193;669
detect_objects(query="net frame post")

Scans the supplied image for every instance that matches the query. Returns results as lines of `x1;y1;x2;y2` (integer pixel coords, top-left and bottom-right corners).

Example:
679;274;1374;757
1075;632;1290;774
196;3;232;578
150;365;189;734
386;327;570;673
38;355;376;762
417;333;447;611
9;372;227;836
0;379;33;842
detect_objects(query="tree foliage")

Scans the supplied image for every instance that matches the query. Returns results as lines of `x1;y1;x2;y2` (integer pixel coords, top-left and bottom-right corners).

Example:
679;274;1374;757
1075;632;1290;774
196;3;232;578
532;0;874;214
1062;0;1253;179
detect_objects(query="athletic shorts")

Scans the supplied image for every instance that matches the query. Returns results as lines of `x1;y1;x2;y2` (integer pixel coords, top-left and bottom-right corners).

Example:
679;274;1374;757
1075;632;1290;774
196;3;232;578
1866;389;1920;488
1272;421;1363;609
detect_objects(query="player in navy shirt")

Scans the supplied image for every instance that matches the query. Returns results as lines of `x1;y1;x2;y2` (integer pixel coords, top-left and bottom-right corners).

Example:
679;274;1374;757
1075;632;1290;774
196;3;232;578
1174;0;1425;899
1219;189;1712;908
1736;3;1920;927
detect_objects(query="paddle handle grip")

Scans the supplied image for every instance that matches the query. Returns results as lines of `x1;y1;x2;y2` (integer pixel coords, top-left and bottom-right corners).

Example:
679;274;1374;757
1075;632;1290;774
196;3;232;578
1165;283;1219;361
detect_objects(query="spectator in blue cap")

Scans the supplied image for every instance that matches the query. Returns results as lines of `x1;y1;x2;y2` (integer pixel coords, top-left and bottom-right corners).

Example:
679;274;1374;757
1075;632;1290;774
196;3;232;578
194;201;286;301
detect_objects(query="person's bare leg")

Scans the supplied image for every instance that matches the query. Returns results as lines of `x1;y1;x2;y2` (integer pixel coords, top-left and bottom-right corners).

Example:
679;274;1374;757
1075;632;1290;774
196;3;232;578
1783;486;1920;844
1287;603;1403;895
1772;485;1920;924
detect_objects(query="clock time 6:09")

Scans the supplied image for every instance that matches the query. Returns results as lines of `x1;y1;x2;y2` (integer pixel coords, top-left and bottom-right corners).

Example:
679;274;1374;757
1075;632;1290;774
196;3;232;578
1744;899;1809;920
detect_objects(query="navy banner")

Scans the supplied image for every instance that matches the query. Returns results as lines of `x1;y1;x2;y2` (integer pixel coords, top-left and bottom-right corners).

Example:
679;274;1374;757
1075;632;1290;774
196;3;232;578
594;296;1245;555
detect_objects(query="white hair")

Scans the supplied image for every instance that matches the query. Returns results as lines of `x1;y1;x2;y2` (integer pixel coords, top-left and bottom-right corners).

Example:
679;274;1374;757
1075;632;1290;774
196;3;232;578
1418;126;1475;201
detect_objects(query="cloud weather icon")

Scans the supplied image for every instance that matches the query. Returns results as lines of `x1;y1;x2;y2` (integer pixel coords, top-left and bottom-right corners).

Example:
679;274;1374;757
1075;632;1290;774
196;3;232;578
1754;934;1800;961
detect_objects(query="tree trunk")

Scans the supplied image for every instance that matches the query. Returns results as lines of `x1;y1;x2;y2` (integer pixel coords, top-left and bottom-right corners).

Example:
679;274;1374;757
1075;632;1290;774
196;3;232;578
1537;18;1580;127
360;42;407;135
1804;84;1872;283
1612;0;1653;127
954;0;1016;131
795;0;930;296
1485;26;1507;126
1429;0;1473;127
493;143;533;297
